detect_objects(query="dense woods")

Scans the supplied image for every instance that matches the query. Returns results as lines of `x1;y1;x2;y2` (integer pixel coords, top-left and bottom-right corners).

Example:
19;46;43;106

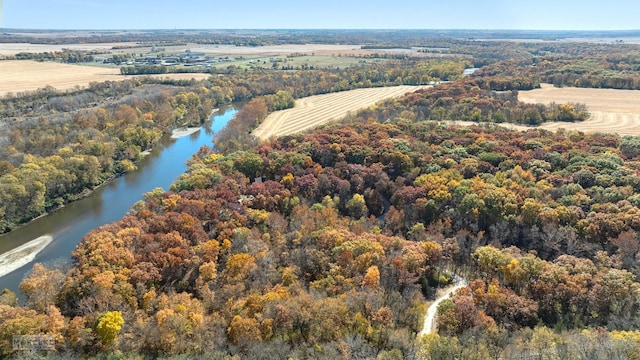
0;59;473;232
5;110;640;357
2;30;640;358
0;79;220;232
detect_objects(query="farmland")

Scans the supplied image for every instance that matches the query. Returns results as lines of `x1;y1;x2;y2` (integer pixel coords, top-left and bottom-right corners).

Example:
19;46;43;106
0;42;139;56
515;84;640;135
0;60;212;96
0;41;426;95
253;85;429;139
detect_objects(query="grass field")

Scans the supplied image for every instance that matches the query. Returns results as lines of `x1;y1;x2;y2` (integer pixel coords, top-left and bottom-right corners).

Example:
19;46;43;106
212;55;385;71
0;42;450;74
0;60;211;96
280;55;386;69
253;85;429;139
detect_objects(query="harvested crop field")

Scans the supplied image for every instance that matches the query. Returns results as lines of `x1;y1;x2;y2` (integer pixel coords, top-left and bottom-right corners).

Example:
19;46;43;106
514;84;640;135
253;85;429;139
0;61;211;96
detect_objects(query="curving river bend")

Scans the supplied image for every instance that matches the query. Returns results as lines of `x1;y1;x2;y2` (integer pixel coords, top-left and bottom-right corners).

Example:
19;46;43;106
0;107;237;295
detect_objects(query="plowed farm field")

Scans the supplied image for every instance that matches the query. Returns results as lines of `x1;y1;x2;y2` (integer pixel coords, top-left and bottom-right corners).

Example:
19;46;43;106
514;84;640;135
253;85;429;139
0;61;211;96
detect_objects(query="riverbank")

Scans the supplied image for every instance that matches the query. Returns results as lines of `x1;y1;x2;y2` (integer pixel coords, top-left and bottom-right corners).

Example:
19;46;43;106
0;122;196;237
170;127;201;139
0;235;53;278
0;106;238;295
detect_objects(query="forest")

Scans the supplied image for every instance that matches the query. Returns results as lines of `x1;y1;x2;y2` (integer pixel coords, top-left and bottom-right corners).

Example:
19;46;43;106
5;113;640;358
2;32;640;358
0;59;472;233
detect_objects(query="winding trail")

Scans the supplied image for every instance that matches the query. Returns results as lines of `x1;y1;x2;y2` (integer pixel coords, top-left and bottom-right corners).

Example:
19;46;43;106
419;276;467;336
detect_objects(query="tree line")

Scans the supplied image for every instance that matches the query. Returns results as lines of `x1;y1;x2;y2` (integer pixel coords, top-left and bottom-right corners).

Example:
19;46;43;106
7;50;100;63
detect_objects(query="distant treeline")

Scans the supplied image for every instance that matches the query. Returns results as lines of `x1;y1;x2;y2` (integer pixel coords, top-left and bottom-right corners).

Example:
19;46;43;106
474;51;640;90
361;45;412;50
120;65;209;75
334;78;587;128
4;29;640;46
1;49;102;63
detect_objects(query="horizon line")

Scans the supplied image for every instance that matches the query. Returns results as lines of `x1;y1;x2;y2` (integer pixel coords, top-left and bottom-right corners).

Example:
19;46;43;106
2;28;640;33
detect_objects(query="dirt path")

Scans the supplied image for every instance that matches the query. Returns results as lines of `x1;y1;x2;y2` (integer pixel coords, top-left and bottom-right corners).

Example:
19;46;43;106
419;277;467;336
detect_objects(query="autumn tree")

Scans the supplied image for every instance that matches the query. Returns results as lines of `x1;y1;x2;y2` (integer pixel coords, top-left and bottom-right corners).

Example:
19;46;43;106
95;311;124;347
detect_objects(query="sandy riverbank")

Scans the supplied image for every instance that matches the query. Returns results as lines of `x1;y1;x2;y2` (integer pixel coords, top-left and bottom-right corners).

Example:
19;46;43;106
0;235;53;278
170;127;200;139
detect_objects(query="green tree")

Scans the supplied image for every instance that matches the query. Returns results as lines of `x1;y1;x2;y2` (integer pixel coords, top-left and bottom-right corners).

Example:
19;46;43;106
233;151;264;179
620;135;640;159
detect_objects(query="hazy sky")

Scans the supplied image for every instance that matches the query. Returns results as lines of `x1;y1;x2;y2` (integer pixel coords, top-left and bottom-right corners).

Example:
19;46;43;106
3;0;639;30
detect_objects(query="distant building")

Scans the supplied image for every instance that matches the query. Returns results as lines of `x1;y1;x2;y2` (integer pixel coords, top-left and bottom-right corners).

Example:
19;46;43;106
179;52;205;58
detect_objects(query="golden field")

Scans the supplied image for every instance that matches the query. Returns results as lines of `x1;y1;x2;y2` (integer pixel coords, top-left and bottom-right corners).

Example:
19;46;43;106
253;85;429;139
0;60;211;96
515;84;640;135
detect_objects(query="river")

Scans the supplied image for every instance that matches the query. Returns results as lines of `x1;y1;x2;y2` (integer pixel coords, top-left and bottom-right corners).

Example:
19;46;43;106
0;106;237;295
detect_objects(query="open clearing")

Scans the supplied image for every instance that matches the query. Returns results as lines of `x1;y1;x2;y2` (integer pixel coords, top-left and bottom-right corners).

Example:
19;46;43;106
514;84;640;135
253;85;429;139
0;60;211;96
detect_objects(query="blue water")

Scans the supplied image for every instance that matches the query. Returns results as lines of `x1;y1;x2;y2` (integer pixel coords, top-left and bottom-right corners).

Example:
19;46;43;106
0;107;237;294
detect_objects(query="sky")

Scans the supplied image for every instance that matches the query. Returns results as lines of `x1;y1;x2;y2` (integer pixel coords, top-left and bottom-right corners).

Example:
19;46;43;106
2;0;639;31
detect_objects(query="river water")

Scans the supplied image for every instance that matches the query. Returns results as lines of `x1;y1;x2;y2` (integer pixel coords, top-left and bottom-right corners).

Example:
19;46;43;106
0;106;237;294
